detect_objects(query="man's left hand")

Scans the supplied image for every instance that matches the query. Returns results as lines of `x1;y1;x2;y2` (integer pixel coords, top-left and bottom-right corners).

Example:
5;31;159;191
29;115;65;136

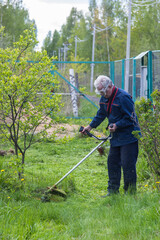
108;123;117;132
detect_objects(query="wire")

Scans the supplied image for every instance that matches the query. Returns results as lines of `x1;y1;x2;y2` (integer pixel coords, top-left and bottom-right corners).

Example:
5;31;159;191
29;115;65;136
95;24;113;33
128;0;160;7
77;37;88;42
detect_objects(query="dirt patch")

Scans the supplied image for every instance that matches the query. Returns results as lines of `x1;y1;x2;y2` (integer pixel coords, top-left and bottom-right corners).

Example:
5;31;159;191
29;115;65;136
35;121;105;139
45;123;80;139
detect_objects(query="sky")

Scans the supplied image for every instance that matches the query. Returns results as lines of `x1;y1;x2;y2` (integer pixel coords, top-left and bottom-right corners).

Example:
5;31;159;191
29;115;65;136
22;0;96;51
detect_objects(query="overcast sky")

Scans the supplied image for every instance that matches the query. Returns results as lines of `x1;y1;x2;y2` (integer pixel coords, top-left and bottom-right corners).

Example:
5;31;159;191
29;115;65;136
22;0;94;51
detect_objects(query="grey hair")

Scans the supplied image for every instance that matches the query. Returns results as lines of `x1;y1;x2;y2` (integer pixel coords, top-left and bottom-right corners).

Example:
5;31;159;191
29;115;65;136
94;75;113;93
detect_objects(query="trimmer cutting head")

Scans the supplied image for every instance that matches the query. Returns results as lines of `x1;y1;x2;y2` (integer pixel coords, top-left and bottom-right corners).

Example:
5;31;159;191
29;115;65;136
41;186;67;202
46;186;67;198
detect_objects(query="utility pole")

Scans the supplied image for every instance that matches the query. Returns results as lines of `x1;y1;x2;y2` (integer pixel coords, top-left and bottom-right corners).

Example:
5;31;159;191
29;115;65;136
58;48;61;69
125;0;132;92
75;35;87;60
61;47;63;70
90;24;110;92
63;43;67;70
63;43;70;70
90;23;96;92
53;50;56;58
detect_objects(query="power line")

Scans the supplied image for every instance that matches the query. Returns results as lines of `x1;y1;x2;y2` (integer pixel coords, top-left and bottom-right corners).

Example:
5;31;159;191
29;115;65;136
95;25;113;33
74;36;88;59
128;0;160;7
76;36;88;43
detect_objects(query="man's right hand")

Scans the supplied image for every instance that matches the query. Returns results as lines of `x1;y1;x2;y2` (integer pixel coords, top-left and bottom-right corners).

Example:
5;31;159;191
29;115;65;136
81;125;92;134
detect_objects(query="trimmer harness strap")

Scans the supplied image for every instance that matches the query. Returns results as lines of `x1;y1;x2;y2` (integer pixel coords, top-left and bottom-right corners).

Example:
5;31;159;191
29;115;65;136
107;86;118;115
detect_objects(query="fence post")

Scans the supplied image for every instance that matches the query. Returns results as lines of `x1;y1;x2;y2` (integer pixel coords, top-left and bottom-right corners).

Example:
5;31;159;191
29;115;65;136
110;61;114;84
69;69;78;117
132;58;136;101
147;51;153;99
122;59;125;89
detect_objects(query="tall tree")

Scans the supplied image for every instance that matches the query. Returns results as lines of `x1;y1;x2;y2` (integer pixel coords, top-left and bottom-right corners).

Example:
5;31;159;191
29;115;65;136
101;0;127;61
50;30;61;58
68;15;92;60
1;0;35;48
60;7;83;45
42;31;52;57
131;1;160;56
42;7;84;59
42;0;160;64
89;0;97;18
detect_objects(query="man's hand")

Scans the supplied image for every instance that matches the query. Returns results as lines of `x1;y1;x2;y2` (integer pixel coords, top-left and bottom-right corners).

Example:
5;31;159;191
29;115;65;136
81;125;92;134
108;123;117;133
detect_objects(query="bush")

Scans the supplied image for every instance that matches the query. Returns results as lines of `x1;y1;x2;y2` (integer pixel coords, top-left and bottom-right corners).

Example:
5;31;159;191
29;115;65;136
0;156;24;192
135;90;160;190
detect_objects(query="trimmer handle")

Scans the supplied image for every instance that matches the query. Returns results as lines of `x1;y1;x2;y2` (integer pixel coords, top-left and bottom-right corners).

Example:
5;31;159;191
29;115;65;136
79;126;112;141
79;126;93;137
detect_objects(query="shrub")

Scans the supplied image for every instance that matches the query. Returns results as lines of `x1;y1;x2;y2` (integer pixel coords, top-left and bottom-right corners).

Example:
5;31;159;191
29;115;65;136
135;90;160;190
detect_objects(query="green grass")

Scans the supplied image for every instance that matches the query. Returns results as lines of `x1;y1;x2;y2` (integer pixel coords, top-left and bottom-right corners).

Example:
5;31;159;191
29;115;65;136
0;130;160;240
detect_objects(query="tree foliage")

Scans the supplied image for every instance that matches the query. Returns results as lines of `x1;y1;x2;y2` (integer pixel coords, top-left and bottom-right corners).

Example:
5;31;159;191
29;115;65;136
131;2;160;56
42;0;160;62
135;91;160;189
0;0;36;48
0;26;61;168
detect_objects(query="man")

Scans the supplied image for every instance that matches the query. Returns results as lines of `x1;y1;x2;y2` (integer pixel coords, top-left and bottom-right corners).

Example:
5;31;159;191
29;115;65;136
82;75;141;196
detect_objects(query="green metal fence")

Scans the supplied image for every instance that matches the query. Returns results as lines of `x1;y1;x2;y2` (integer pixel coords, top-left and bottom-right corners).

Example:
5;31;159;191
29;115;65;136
52;50;160;118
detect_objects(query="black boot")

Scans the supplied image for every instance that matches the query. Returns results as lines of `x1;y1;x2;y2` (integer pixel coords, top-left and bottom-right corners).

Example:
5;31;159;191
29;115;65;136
124;183;136;195
101;190;119;198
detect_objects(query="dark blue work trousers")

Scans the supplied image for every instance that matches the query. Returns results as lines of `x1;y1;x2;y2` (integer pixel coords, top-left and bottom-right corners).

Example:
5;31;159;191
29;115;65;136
107;141;139;193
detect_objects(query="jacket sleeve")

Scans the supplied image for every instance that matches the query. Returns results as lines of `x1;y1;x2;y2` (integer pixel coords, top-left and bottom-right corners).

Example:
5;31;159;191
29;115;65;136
116;95;136;129
90;103;106;128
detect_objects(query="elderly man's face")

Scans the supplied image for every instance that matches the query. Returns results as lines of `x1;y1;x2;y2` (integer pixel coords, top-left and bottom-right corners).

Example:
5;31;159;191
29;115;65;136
97;83;113;98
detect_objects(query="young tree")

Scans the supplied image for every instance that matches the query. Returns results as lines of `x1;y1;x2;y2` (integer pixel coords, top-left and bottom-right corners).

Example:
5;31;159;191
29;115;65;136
0;26;61;172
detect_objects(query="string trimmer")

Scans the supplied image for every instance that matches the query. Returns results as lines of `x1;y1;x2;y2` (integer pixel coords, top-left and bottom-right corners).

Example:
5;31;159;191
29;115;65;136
41;126;112;202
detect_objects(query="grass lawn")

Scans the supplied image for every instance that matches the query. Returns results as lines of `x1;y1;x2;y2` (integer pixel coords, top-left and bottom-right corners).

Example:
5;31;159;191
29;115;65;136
0;127;160;240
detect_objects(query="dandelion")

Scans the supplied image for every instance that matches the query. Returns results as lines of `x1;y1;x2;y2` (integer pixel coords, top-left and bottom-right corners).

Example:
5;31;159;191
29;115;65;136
7;197;10;199
21;178;24;181
145;184;148;187
1;169;4;172
156;182;160;184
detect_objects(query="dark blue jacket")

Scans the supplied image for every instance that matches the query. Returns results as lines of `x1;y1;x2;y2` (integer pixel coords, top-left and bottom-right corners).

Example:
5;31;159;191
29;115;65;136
90;87;141;147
